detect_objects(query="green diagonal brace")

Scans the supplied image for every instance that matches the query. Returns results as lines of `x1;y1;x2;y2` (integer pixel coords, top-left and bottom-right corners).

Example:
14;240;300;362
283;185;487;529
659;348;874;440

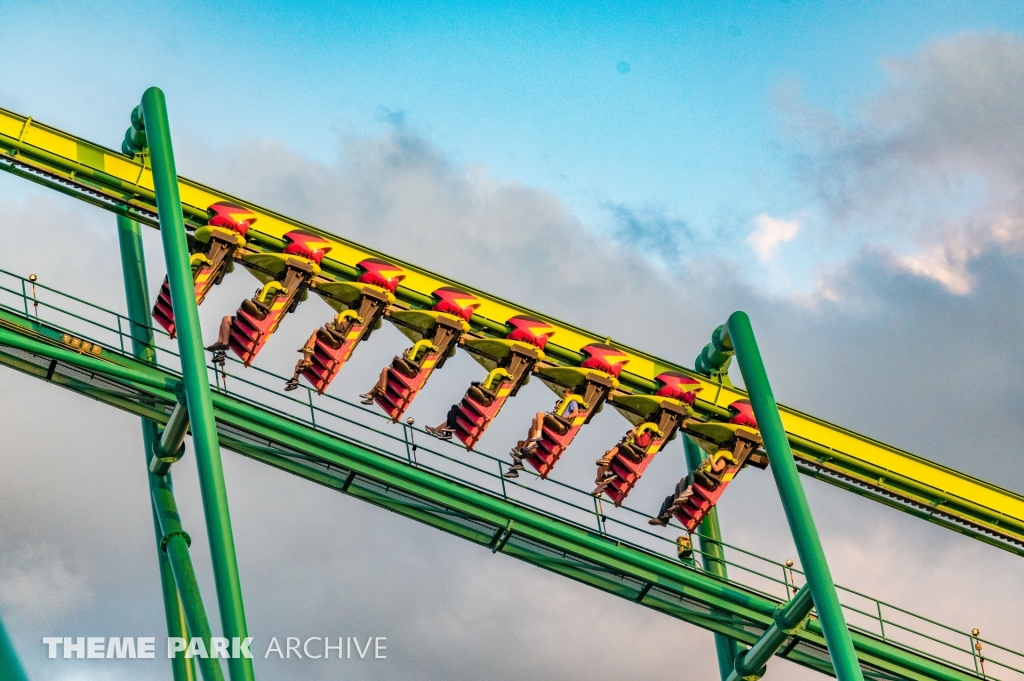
0;613;28;681
139;87;255;681
151;484;227;681
685;435;742;679
725;311;863;681
727;584;815;681
0;323;989;681
118;214;197;681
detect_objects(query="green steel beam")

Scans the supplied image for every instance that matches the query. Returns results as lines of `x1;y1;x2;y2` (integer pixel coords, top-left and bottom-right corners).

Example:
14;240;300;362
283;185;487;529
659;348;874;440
685;435;741;680
152;401;188;476
0;613;28;681
726;584;815;681
725;311;863;681
117;213;197;681
4;106;1024;558
139;87;254;681
0;318;990;681
152;484;227;681
694;324;735;383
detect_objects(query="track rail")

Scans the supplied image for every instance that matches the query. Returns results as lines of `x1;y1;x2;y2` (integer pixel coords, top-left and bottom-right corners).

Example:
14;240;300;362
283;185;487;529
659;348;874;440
0;276;1021;680
2;106;1024;556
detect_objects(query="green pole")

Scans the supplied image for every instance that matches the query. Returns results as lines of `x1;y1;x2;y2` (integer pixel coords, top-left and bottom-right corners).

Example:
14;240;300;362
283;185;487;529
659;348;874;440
0;613;28;681
725;311;864;681
685;435;741;679
152;486;228;681
139;87;254;681
0;322;990;681
726;585;815;681
117;214;197;681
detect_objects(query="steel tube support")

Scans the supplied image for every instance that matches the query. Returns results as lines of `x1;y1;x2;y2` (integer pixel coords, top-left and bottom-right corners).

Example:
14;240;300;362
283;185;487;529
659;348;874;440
152;401;189;475
685;435;741;680
140;87;255;681
725;311;863;681
726;585;814;681
117;214;196;681
153;486;228;681
0;613;28;681
0;324;987;681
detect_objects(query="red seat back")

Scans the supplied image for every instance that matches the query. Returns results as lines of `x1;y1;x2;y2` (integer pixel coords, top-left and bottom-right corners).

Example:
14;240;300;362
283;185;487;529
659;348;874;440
729;399;758;428
282;230;332;265
207;201;257;236
654;371;701;405
580;343;628;377
431;287;481;321
356;258;406;293
505;315;555;349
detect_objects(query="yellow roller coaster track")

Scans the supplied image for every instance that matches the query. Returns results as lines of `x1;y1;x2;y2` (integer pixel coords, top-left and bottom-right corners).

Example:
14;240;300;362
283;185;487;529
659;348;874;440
2;105;1022;555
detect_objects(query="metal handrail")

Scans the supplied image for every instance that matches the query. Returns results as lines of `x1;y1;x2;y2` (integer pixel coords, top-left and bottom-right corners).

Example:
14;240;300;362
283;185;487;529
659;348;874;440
0;266;1019;679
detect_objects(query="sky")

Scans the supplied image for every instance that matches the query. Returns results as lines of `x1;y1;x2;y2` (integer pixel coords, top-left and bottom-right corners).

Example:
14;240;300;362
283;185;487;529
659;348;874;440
2;2;1024;680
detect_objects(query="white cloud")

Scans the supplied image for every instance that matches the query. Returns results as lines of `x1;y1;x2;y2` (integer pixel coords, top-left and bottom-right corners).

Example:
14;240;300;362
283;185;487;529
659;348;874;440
0;544;93;618
747;213;801;261
896;245;974;294
4;114;1024;679
781;32;1024;295
891;215;1024;294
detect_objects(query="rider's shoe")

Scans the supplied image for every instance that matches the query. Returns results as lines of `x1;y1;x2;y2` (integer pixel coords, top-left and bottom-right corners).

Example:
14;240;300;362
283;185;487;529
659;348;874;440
425;426;454;440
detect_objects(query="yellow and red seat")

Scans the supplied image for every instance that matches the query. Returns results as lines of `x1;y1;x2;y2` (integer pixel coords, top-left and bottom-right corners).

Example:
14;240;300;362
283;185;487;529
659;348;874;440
600;372;701;505
299;258;404;394
521;343;627;478
152;202;255;337
452;316;554;450
371;287;480;421
670;400;766;531
228;231;330;365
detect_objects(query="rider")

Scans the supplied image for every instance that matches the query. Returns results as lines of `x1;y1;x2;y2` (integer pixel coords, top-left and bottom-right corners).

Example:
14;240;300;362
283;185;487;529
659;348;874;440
205;287;273;359
283;313;356;391
503;387;583;479
425;382;496;440
592;424;656;495
359;339;437;405
648;447;737;526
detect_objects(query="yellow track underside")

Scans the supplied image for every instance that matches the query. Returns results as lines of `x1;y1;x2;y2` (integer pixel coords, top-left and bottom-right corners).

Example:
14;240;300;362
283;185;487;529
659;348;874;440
3;106;1022;546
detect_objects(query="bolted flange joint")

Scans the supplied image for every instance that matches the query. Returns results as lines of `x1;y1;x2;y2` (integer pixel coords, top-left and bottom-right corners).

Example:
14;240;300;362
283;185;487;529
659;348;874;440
159;529;192;553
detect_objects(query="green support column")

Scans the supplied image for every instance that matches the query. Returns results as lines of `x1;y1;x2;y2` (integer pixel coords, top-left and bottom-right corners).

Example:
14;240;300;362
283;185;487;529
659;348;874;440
726;585;815;681
0;613;28;681
117;215;197;681
725;311;863;681
684;435;741;680
140;86;255;681
152;485;227;681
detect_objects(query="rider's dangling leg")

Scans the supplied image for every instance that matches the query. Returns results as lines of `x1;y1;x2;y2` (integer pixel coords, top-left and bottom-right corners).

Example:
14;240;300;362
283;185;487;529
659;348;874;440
503;411;548;478
206;315;234;365
649;473;694;526
284;333;318;391
426;403;461;440
360;365;392;404
592;443;621;495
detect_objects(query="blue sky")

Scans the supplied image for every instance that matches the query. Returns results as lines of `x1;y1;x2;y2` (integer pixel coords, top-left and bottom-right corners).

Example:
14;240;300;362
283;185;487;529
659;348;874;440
4;0;1024;279
5;4;1024;680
